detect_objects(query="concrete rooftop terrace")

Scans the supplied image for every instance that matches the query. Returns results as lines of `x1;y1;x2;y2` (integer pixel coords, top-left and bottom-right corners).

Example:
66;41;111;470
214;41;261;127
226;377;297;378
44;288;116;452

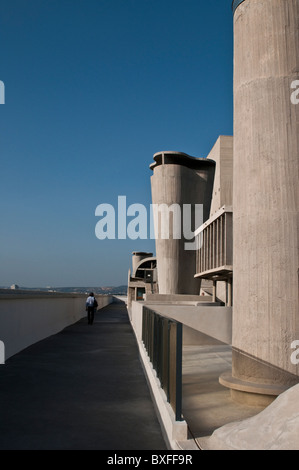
0;301;166;450
0;298;267;450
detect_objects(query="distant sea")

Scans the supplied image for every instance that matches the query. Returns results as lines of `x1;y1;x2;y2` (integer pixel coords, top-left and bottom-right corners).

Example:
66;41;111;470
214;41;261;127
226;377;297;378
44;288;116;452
0;286;127;295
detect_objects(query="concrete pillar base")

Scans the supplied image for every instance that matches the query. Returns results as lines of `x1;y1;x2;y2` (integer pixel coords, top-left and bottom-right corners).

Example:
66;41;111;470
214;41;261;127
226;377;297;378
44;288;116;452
230;389;275;407
219;347;299;406
219;371;289;406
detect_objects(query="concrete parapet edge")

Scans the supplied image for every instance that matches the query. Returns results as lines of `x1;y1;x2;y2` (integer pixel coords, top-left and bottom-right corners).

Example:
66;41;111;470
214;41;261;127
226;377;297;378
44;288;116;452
129;302;191;450
144;303;232;345
0;294;114;359
137;340;189;450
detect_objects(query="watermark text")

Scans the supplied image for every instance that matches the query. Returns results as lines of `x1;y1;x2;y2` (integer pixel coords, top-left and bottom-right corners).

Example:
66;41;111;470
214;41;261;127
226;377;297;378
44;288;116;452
0;341;5;364
95;196;203;251
0;81;5;104
291;80;299;105
290;340;299;365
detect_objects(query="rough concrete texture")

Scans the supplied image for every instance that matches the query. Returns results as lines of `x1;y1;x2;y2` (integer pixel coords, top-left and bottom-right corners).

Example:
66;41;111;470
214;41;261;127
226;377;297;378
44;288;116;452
233;0;299;380
203;383;299;450
150;152;215;295
208;135;233;218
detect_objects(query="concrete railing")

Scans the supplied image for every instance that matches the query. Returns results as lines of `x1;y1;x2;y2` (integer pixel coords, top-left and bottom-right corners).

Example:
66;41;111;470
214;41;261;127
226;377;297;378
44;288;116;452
129;299;232;448
129;301;188;448
142;306;183;422
195;205;233;279
0;291;113;360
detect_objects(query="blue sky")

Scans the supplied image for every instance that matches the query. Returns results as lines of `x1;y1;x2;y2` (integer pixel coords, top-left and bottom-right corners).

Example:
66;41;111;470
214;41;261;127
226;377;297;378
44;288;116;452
0;0;233;287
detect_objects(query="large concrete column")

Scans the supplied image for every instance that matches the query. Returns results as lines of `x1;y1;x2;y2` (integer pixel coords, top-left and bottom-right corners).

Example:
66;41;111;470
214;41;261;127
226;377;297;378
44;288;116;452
150;152;215;295
228;0;299;404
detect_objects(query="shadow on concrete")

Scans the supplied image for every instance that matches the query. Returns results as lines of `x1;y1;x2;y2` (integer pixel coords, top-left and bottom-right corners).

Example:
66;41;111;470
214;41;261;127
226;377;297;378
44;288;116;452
0;301;166;450
182;345;266;445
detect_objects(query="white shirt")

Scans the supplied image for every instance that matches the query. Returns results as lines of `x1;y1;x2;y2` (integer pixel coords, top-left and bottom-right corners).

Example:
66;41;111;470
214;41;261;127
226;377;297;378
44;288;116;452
86;296;95;307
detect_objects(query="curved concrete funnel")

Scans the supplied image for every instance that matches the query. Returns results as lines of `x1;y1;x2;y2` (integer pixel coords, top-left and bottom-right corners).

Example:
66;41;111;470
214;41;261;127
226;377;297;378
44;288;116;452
132;251;153;274
150;151;215;295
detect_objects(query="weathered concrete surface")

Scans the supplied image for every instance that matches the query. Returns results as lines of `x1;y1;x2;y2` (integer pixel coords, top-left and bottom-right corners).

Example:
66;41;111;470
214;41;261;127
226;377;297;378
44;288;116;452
0;302;166;450
142;303;232;345
204;136;234;305
232;0;299;389
202;383;299;450
150;152;215;295
208;136;233;218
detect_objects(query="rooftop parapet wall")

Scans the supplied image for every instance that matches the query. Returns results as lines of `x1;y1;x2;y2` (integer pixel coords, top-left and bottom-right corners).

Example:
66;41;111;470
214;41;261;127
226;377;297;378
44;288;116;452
0;293;113;360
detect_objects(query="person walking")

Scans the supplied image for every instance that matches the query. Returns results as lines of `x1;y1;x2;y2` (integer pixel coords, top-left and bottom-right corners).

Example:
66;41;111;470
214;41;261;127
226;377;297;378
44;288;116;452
86;292;98;325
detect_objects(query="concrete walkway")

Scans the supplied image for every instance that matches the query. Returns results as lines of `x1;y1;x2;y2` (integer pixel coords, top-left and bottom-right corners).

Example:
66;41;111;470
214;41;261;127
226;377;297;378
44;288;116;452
0;301;167;450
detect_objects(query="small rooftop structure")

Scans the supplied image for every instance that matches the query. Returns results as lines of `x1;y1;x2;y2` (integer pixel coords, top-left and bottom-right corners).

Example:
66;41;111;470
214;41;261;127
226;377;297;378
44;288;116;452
10;284;20;290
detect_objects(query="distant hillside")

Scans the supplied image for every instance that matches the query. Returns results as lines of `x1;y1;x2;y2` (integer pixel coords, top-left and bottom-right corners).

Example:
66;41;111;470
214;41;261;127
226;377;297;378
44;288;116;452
0;286;128;295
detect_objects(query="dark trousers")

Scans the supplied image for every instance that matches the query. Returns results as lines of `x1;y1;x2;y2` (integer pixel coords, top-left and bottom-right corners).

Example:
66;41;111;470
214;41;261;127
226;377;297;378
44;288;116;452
87;307;95;325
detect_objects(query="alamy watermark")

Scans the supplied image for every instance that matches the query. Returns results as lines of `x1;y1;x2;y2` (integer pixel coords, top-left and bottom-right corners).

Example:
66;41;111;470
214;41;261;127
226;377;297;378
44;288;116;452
0;81;5;104
290;340;299;365
95;196;203;251
291;80;299;105
0;341;5;364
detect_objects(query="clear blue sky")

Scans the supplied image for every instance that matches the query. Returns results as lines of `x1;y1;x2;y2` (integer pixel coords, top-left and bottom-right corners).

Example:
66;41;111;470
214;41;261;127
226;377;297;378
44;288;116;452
0;0;233;288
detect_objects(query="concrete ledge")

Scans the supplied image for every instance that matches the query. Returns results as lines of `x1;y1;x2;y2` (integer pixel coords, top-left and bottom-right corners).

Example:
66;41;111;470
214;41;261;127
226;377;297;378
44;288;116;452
143;303;232;345
145;301;221;307
145;293;214;303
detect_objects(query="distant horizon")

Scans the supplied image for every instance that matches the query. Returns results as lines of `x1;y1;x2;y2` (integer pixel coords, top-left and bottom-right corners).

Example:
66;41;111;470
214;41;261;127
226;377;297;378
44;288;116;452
0;284;128;290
